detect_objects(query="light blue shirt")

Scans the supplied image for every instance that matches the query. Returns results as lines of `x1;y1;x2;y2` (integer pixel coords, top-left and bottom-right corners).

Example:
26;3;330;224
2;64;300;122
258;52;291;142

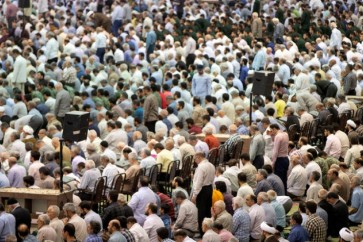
0;211;16;241
191;73;212;97
128;187;157;226
108;231;126;242
271;199;286;227
349;186;363;223
8;164;26;188
0;172;9;188
252;49;266;71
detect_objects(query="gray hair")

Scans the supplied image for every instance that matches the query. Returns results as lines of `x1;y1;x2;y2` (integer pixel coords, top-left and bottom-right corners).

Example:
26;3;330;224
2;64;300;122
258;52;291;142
48;205;60;217
258;169;268;179
85;160;96;169
128;152;138;161
267;190;277;201
38;214;50;225
258;192;269;202
202;218;214;229
232;196;244;208
63;203;76;213
141;148;151;156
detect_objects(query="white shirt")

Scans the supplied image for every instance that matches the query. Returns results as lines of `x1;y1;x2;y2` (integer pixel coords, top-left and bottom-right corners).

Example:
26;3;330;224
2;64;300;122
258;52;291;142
95;32;107;49
102;163;119;187
143;214;164;242
45;38;59;60
130;223;149;242
287;164;307;196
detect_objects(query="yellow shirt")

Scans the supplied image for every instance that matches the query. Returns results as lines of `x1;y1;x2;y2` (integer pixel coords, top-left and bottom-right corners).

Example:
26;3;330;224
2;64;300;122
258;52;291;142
156;149;174;173
274;99;286;118
212;189;224;205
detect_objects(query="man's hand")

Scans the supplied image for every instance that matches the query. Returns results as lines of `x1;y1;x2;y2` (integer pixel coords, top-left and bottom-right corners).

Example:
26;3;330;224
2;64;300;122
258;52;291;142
191;195;196;204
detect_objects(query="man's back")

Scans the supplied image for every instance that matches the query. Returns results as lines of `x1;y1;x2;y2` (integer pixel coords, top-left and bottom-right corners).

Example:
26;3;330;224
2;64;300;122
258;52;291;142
128;187;157;226
143;214;164;242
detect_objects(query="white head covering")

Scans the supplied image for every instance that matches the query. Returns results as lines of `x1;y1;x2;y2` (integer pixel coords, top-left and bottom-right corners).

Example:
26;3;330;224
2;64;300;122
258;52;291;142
260;222;278;234
347;119;356;128
23;125;34;135
339;228;354;242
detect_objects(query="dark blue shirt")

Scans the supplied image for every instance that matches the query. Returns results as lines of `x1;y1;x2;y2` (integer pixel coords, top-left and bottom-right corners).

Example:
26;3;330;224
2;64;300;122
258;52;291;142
288;224;309;242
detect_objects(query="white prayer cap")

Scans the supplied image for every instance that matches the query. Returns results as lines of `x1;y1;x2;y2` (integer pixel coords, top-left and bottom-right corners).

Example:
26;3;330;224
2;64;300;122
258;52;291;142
23;125;34;135
293;63;304;71
339;228;354;242
347;119;356;128
0;107;5;112
260;222;278;234
86;11;94;19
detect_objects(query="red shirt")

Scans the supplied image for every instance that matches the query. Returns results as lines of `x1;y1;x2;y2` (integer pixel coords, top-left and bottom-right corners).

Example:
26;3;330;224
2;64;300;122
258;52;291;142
189;125;202;134
205;134;220;150
157;192;175;220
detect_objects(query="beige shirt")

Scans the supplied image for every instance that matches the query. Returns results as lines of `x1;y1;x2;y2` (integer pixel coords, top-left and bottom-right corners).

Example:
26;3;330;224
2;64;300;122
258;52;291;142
192;159;215;197
50;218;64;242
241;162;257;189
174;199;198;232
68;214;87;242
37;225;57;242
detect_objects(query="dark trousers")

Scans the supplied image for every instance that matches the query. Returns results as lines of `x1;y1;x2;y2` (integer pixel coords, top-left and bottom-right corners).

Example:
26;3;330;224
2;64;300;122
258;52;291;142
274;157;289;193
145;120;157;133
96;47;105;64
146;44;155;62
197;185;212;234
112;20;122;36
253;155;264;170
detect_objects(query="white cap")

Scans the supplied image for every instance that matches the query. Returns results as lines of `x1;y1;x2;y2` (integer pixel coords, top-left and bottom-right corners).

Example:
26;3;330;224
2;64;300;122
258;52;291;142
339;228;354;242
347;119;356;128
86;11;94;19
0;107;5;112
293;63;304;71
260;221;278;234
23;125;34;135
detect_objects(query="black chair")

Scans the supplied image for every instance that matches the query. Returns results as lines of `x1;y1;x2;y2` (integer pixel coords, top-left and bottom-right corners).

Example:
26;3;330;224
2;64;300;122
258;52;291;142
355;107;363;123
300;121;311;138
121;170;141;199
324;114;333;126
208;148;219;167
148;163;162;187
110;173;126;193
159;160;180;195
89;176;106;214
218;144;227;166
339;112;350;131
180;155;194;193
232;139;244;160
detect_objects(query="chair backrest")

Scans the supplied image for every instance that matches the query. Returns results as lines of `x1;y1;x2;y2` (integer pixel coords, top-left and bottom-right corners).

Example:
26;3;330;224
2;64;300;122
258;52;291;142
207;148;219;167
149;163;162;186
300;121;311;137
93;177;105;203
325;114;333;126
232;140;244;159
218;144;227;164
308;119;319;142
356;107;363;123
339;112;350;131
130;170;141;194
164;160;179;183
111;173;126;192
180;155;194;179
288;124;298;141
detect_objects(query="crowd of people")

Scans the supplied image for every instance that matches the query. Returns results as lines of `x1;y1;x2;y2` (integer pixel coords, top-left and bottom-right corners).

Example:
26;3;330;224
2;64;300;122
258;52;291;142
1;0;363;241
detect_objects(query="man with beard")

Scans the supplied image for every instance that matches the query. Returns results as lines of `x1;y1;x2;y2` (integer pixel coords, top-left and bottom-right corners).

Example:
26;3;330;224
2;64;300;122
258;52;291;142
143;203;164;242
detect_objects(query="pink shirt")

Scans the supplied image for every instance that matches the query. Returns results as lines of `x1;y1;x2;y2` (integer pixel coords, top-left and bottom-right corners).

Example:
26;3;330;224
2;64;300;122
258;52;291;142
272;131;289;163
324;134;342;159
